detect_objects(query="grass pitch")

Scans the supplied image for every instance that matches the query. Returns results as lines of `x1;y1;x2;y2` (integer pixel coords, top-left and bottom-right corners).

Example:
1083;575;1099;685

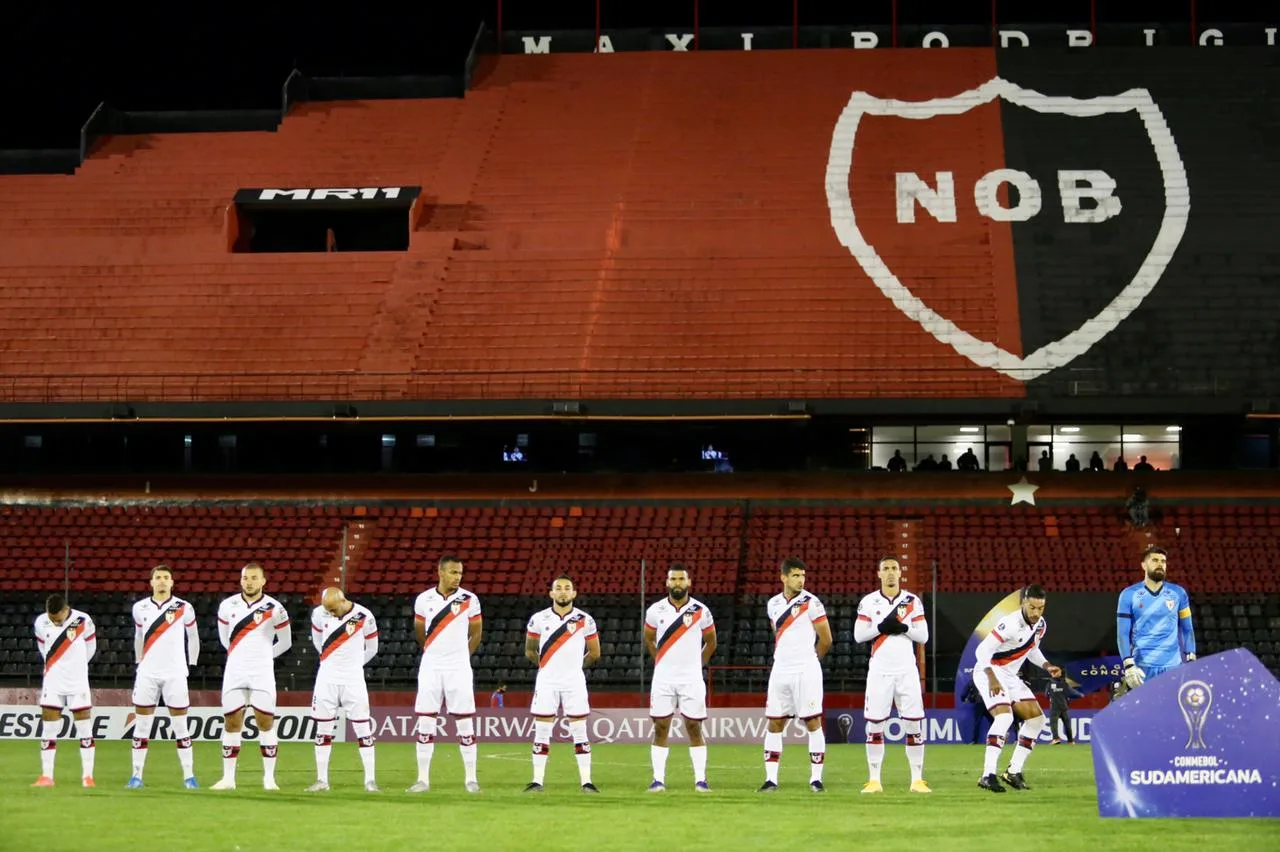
3;741;1276;851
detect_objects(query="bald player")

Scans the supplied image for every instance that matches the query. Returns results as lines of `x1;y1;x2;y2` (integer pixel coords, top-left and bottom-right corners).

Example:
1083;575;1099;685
307;587;380;792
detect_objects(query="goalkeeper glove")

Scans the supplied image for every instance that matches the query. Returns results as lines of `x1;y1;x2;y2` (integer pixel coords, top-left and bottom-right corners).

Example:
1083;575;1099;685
1123;661;1145;688
878;614;909;635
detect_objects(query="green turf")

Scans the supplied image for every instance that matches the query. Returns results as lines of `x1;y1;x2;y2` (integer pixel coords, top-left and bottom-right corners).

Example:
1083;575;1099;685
3;741;1276;851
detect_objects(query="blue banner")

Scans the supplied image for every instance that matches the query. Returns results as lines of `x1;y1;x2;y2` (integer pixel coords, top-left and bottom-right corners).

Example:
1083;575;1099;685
1060;655;1125;695
1091;648;1280;818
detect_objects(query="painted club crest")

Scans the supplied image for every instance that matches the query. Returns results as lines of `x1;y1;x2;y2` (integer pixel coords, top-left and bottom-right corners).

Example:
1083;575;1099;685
825;76;1190;380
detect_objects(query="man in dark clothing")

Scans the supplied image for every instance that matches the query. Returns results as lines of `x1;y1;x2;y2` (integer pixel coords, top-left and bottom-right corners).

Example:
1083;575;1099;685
1046;674;1084;744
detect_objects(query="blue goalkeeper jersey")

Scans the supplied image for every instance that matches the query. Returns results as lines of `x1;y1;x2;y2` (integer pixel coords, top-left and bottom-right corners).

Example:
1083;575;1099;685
1116;581;1196;670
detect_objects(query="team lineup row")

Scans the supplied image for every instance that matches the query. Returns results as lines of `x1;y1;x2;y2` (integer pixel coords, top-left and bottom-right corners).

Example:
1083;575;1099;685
28;547;1195;795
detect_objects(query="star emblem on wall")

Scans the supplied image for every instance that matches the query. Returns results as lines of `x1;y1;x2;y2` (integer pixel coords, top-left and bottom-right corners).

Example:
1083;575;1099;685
1007;477;1040;506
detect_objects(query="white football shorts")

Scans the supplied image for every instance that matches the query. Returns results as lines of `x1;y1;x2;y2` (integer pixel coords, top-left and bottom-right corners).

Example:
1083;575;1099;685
973;666;1037;710
766;666;824;720
311;678;371;722
531;675;590;718
132;674;191;710
415;667;476;716
863;668;925;721
649;679;707;720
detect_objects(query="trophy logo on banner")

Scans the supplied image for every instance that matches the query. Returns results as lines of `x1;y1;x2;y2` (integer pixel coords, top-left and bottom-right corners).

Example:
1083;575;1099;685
1176;680;1212;750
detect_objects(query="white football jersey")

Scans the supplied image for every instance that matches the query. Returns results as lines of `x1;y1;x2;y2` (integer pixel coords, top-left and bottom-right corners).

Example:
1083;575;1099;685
413;587;482;670
133;596;199;678
855;590;929;673
311;602;379;683
977;612;1048;676
35;609;96;692
645;596;714;682
766;591;828;673
527;606;598;681
216;594;291;684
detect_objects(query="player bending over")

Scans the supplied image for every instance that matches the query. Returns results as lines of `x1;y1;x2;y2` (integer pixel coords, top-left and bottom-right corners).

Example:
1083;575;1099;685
972;585;1060;793
307;587;380;792
31;594;98;788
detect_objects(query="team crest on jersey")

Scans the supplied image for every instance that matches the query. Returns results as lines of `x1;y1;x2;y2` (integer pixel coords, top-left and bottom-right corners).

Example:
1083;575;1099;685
450;601;462;616
253;610;264;623
682;612;695;627
566;620;579;634
345;621;358;635
66;627;77;639
1165;599;1176;611
897;604;909;619
165;611;176;624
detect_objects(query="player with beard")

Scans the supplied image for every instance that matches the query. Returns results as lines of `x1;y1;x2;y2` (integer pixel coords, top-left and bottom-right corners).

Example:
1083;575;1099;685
971;585;1061;793
523;575;602;793
643;564;716;793
213;564;292;791
1117;545;1196;689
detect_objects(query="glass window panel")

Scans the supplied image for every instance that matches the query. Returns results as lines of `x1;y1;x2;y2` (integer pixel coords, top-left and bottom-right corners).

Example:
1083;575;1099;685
917;424;985;442
1029;425;1052;441
872;444;914;471
986;443;1011;472
985;425;1011;441
1049;442;1112;471
1119;442;1179;471
872;425;915;444
914;442;968;469
1055;424;1121;443
1119;425;1180;444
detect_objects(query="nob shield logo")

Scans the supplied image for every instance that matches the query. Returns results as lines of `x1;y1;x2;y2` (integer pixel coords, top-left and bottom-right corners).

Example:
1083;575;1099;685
825;76;1190;381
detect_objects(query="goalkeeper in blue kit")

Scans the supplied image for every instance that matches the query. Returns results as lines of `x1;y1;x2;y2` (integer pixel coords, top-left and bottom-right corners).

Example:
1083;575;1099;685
1116;546;1196;689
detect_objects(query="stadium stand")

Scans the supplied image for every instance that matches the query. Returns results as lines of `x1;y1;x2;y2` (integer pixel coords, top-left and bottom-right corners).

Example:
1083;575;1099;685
1;47;1277;406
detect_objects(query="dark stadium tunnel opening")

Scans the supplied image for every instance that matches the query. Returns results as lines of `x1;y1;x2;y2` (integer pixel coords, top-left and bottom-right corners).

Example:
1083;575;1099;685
232;207;411;253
